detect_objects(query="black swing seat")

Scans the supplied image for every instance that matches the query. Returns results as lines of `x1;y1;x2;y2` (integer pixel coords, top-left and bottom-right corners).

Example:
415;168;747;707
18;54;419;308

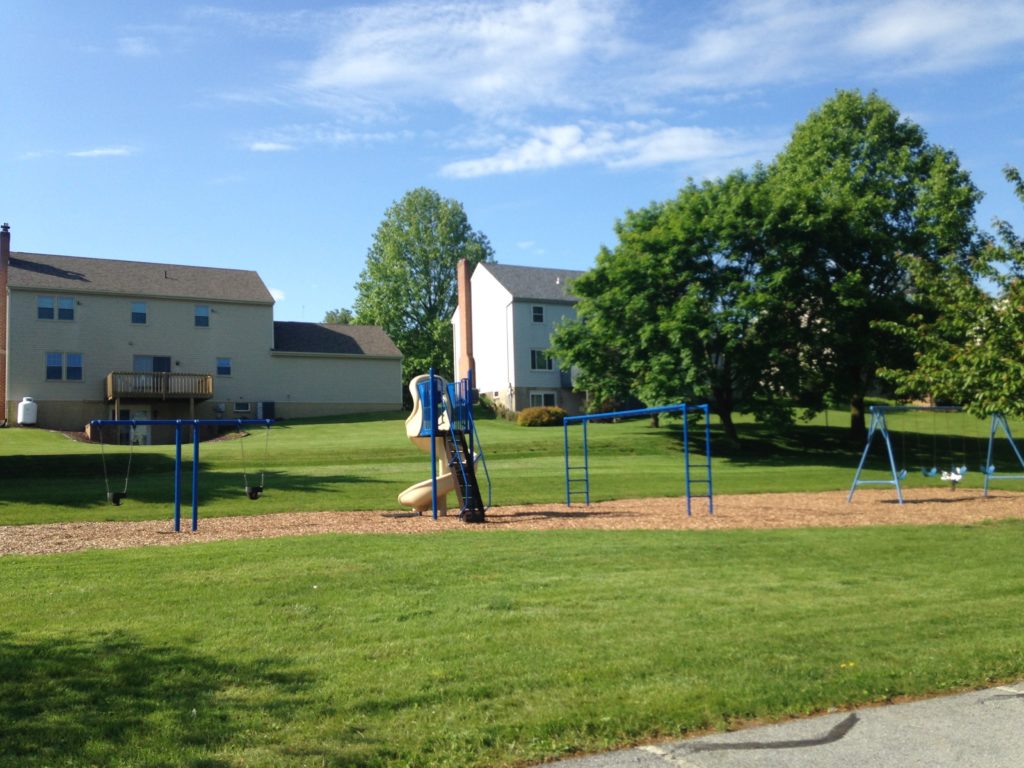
108;491;127;506
245;486;263;500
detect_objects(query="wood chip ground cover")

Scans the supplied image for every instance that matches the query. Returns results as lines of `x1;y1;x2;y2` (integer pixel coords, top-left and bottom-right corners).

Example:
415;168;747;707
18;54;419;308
3;488;1022;556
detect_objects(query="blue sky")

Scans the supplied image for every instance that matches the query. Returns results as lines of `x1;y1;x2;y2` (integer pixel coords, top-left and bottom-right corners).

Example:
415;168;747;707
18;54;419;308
3;1;1023;322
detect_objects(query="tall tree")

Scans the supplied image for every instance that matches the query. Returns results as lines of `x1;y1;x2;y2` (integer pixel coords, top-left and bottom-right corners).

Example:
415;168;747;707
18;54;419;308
877;167;1024;416
552;169;801;440
766;90;981;440
354;188;494;384
323;307;353;324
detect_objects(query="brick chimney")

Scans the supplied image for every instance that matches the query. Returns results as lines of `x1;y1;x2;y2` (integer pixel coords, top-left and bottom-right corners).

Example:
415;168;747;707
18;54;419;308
0;223;9;423
456;258;476;383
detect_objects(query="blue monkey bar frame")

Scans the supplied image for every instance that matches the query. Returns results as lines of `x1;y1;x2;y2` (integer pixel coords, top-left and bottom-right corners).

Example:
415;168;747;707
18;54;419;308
563;403;713;515
90;418;274;531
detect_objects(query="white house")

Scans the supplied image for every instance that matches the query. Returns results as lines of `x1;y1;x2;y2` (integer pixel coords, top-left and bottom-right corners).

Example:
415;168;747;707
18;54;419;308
454;262;586;414
0;224;402;437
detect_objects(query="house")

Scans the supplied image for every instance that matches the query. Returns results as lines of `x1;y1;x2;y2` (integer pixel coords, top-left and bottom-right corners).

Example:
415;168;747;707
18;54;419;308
0;224;402;438
453;262;586;414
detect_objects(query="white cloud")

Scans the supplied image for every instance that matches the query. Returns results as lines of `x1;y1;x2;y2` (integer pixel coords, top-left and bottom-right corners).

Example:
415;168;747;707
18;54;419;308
441;121;779;178
247;141;294;153
846;0;1024;73
67;146;137;158
118;36;158;57
300;0;622;115
269;288;286;302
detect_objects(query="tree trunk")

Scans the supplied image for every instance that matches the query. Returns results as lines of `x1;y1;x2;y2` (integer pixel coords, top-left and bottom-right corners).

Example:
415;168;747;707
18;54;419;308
849;393;867;444
650;414;660;428
717;408;739;443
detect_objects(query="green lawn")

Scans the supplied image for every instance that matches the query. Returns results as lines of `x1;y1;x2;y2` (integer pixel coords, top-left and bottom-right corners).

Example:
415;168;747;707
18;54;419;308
3;410;1024;767
3;523;1024;768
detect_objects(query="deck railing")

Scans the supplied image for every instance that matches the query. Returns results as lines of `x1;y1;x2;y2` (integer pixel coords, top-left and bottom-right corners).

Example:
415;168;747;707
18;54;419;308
106;372;214;401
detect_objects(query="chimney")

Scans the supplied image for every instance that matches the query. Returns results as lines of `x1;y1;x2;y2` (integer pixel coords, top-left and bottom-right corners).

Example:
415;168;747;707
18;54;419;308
456;259;476;383
0;223;10;423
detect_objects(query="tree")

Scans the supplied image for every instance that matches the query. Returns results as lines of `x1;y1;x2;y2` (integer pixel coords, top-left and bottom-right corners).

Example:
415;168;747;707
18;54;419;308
354;188;494;384
877;167;1024;416
323;308;353;324
552;169;801;440
766;90;982;440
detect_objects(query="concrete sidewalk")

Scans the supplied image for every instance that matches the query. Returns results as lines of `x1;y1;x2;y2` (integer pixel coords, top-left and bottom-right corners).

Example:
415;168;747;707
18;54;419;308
545;681;1024;768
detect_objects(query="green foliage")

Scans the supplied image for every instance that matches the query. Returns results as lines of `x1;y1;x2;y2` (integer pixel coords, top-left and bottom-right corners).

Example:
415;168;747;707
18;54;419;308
353;188;494;383
516;406;567;427
766;89;982;436
3;525;1024;766
555;90;983;442
878;167;1024;416
552;169;801;440
322;307;353;324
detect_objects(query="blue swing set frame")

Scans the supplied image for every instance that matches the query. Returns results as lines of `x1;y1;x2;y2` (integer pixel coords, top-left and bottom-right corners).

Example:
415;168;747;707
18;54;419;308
848;405;1024;503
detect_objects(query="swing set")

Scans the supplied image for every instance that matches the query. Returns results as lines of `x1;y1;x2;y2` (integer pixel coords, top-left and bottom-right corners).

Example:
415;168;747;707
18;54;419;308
848;405;1024;503
92;418;273;531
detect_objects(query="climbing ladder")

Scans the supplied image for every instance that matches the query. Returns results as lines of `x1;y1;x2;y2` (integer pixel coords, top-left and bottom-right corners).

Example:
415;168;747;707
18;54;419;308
563;402;713;515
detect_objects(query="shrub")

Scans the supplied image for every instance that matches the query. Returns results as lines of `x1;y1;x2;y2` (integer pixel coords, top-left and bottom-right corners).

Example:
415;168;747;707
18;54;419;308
517;406;567;427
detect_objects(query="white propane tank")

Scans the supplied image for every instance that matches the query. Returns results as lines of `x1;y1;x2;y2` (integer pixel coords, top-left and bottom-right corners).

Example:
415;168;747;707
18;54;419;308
17;396;38;426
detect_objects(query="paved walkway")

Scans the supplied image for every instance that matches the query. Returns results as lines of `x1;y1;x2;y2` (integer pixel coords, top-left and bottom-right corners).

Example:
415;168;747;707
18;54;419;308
545;681;1024;768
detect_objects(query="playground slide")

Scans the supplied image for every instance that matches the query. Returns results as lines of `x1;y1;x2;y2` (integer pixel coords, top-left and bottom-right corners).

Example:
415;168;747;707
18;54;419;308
399;374;454;513
398;473;459;513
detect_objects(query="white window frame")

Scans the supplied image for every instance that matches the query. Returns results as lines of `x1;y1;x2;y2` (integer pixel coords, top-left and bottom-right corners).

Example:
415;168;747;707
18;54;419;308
532;305;544;323
232;401;251;413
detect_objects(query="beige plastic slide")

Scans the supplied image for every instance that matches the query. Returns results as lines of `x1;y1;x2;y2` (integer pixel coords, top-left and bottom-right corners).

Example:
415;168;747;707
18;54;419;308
399;374;456;514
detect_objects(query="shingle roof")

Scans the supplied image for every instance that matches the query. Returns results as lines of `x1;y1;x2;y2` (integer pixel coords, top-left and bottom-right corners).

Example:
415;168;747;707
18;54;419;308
478;263;585;303
273;322;402;358
8;251;274;304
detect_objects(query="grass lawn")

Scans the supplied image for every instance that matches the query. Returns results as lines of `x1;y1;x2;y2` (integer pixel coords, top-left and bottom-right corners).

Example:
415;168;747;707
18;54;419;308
3;523;1024;767
3;409;1024;767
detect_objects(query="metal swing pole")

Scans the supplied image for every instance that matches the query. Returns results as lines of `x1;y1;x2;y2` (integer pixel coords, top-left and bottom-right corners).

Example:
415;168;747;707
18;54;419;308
848;407;905;503
174;421;183;532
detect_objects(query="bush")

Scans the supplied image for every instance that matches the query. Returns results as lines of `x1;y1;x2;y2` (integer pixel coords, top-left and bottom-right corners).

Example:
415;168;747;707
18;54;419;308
517;406;567;427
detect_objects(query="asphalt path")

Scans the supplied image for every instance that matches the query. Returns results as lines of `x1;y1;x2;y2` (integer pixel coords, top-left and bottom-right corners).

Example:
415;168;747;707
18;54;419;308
544;681;1024;768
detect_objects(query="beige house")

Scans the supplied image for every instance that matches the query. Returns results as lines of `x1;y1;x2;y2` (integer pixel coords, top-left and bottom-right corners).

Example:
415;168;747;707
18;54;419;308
0;224;402;438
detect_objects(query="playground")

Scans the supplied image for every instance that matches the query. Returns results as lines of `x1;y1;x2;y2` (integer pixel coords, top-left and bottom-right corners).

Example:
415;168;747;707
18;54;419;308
4;487;1024;556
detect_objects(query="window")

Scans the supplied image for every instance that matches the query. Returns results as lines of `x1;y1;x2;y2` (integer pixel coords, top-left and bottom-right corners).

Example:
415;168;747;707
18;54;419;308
133;355;171;373
66;353;83;381
195;305;209;327
217;357;232;376
37;296;76;320
46;352;63;380
37;297;54;319
532;305;544;323
131;301;147;324
45;352;82;381
530;349;554;370
58;297;75;321
233;401;251;413
530;392;556;407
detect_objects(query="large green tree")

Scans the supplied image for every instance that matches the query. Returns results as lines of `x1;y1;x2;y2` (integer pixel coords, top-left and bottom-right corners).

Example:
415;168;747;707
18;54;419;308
878;167;1024;416
766;89;982;440
552;169;802;440
354;188;494;384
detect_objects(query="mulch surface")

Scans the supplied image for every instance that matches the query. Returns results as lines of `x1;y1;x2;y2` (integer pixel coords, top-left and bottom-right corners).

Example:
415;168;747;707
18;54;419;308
3;487;1023;557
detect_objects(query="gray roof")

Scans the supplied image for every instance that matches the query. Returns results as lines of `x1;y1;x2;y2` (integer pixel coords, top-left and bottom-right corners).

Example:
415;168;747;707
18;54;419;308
8;251;274;304
273;322;402;358
479;263;585;303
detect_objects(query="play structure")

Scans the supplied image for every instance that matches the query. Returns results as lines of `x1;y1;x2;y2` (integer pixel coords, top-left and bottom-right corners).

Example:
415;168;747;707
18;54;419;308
399;370;490;522
848;405;1024;503
563;403;714;515
91;418;273;531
